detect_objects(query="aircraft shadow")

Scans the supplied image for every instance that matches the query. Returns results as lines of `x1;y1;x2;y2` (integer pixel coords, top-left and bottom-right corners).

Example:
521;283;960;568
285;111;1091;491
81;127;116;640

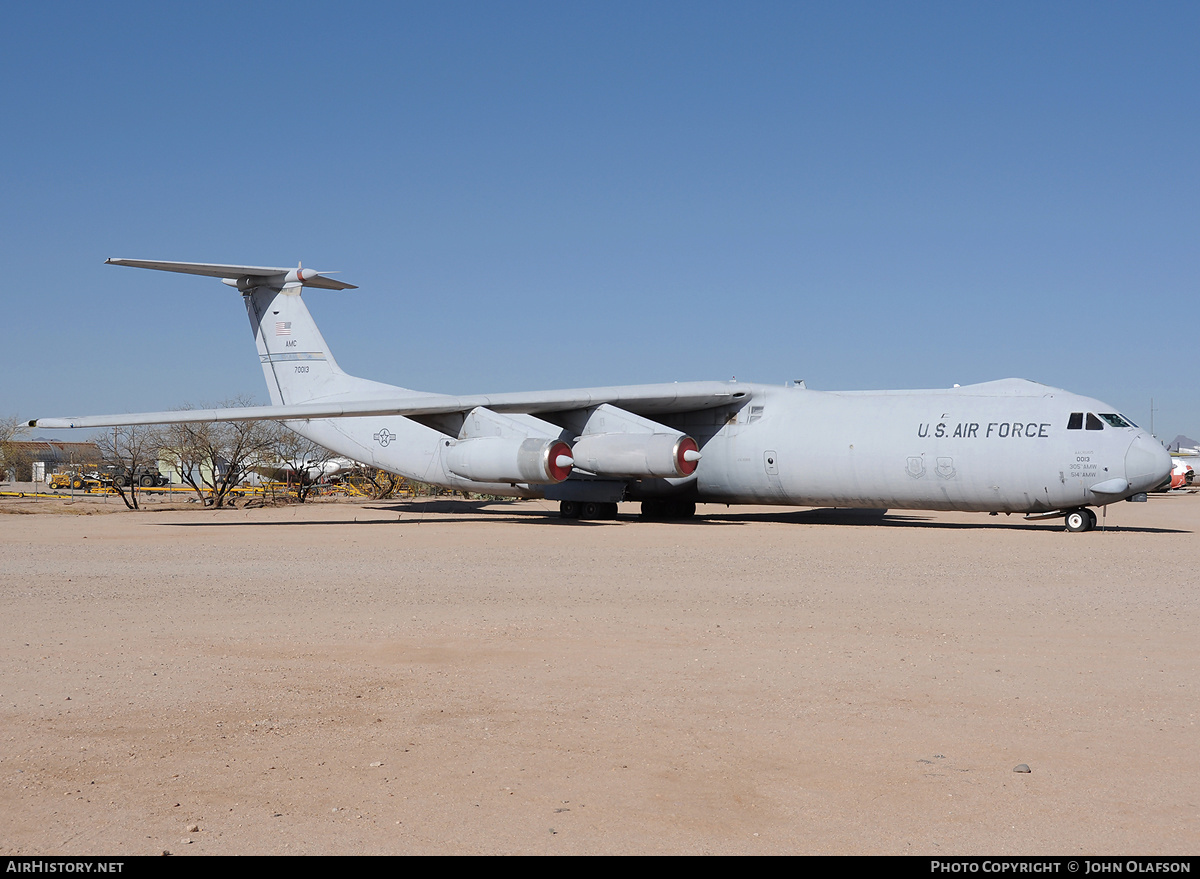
698;508;1187;533
153;500;1189;533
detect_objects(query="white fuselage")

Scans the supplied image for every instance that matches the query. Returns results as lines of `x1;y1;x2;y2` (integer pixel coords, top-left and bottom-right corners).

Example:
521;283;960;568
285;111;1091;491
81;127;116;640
285;379;1168;513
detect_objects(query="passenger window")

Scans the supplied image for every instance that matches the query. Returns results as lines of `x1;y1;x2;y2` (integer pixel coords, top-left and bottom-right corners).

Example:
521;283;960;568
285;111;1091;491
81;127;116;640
1067;412;1083;430
1086;413;1103;430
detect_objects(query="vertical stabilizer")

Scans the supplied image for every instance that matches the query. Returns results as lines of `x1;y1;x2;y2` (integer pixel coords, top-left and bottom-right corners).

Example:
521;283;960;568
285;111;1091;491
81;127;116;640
245;286;404;405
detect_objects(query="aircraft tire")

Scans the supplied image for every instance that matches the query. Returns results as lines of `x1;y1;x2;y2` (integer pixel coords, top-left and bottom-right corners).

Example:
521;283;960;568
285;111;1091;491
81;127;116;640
581;502;603;519
1065;509;1092;533
602;502;619;519
559;500;581;519
1086;508;1098;529
641;499;695;520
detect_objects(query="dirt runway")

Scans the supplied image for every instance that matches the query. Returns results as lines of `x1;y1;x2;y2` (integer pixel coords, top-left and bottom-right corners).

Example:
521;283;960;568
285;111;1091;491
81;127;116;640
1;494;1196;855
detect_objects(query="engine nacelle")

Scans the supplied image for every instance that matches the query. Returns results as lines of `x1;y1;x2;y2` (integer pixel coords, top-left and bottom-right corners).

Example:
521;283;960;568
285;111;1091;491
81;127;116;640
446;436;574;484
571;433;700;479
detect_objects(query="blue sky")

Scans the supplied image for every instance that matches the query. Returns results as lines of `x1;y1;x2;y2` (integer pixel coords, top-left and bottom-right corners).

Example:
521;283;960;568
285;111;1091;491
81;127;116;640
3;2;1196;442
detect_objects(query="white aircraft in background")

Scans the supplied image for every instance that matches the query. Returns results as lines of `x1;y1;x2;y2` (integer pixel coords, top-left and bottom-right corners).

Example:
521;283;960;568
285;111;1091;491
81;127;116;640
250;456;358;484
29;259;1173;532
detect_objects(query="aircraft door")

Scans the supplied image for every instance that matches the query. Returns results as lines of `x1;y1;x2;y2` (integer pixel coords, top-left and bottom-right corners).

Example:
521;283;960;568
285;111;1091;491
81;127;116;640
763;449;786;499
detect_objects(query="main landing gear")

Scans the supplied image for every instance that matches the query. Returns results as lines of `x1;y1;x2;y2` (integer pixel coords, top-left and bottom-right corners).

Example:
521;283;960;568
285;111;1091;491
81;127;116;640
557;500;699;521
559;500;618;520
639;499;696;521
1064;508;1098;533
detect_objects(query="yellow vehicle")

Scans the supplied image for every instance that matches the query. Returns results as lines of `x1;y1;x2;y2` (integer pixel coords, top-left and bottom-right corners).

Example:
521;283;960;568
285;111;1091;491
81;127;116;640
48;471;101;492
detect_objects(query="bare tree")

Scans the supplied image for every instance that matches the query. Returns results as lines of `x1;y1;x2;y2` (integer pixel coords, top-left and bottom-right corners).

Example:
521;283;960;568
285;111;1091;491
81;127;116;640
344;467;452;500
0;415;29;482
157;398;277;508
266;426;340;502
356;466;410;499
93;425;162;510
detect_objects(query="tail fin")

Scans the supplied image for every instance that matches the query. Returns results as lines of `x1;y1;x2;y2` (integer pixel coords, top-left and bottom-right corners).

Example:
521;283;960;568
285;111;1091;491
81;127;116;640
245;285;402;405
104;258;406;406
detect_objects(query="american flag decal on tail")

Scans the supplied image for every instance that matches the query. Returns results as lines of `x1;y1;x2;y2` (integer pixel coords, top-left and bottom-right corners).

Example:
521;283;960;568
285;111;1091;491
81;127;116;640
275;321;292;336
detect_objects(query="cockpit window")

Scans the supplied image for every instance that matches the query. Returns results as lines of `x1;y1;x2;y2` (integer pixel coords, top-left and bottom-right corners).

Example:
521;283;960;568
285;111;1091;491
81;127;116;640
1099;413;1134;428
1086;413;1104;430
1067;412;1083;430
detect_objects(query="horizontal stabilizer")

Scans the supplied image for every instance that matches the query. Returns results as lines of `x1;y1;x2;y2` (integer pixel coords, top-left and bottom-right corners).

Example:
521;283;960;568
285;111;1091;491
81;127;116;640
105;258;357;290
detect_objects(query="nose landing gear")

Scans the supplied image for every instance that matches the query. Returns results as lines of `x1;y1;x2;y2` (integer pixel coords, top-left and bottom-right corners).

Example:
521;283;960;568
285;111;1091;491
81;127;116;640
1064;508;1098;533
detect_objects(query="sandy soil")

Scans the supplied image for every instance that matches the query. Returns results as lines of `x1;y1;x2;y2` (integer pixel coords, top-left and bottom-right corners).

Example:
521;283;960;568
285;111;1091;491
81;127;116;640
1;493;1196;855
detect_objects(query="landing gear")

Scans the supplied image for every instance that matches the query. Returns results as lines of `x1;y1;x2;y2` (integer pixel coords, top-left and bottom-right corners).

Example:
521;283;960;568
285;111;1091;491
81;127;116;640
1065;508;1097;533
559;500;618;520
640;499;697;521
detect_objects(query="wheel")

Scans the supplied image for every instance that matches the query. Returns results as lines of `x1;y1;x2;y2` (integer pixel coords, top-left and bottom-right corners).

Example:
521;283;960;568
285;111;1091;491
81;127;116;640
581;502;603;519
643;499;695;520
115;475;129;488
559;500;581;519
601;502;619;519
71;477;83;490
641;500;664;520
1065;509;1092;533
1085;508;1098;530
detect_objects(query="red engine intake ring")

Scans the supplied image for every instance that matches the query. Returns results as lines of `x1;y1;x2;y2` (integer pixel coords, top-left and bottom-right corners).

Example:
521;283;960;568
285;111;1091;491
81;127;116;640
676;436;700;476
547;440;574;482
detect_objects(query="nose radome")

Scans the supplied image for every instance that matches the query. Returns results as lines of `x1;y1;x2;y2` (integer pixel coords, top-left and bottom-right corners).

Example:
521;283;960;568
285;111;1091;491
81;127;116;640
1125;434;1172;492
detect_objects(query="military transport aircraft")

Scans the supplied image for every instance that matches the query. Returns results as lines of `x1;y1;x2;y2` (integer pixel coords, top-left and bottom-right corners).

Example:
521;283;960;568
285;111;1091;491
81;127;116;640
29;259;1172;532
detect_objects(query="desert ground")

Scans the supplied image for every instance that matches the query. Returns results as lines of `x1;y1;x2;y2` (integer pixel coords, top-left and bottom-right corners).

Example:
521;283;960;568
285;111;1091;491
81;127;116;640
0;491;1196;855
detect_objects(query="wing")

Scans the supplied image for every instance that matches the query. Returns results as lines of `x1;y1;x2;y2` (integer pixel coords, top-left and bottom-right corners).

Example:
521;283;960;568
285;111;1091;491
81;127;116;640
30;381;749;429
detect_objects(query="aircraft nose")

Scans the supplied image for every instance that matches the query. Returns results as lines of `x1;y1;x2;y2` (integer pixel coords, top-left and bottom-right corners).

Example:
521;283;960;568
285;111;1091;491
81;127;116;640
1125;433;1172;493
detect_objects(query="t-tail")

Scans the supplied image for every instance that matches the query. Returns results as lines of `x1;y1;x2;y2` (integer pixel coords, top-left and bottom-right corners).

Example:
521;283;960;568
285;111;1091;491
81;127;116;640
105;259;406;406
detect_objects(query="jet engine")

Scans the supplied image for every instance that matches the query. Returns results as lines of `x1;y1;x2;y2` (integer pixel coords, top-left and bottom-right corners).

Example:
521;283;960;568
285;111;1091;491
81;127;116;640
570;433;701;479
446;436;574;484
